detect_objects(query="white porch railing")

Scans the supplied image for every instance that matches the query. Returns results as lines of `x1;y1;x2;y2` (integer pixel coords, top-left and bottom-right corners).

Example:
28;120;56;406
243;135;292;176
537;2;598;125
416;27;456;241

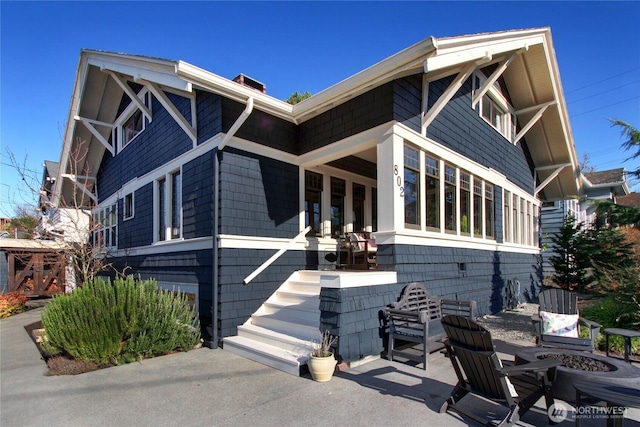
243;226;311;285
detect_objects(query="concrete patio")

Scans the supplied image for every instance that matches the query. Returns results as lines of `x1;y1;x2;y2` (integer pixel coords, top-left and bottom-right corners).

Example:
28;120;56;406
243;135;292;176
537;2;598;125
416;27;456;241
2;307;639;427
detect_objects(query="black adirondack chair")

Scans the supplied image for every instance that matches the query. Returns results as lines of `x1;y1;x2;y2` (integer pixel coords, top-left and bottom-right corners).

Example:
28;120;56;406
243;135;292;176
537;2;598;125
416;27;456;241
440;315;559;427
532;289;601;352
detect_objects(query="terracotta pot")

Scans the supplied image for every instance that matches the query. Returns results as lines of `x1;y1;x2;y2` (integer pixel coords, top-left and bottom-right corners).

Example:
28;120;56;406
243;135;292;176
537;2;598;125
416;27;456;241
308;353;336;382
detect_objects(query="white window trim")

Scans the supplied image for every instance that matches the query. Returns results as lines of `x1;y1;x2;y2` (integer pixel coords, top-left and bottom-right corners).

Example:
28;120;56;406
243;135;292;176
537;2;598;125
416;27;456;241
154;168;183;244
401;142;498;242
123;192;134;221
474;72;516;142
92;203;118;249
114;88;152;153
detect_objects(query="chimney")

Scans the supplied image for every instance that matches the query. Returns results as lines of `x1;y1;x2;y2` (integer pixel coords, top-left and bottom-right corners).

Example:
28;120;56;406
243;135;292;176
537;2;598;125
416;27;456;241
232;74;266;94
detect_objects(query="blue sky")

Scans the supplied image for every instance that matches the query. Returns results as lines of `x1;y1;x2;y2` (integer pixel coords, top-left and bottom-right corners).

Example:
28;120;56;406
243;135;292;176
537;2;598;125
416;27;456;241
1;1;639;215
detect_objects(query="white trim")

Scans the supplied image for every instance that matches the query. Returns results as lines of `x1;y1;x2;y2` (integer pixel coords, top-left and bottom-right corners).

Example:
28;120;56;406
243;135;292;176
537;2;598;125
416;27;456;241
373;230;539;255
319;271;398;289
218;234;308;250
123;192;134;221
110;236;213;257
145;81;196;143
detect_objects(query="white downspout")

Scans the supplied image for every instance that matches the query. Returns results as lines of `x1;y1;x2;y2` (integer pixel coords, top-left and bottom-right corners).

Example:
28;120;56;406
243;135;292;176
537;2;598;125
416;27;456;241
220;97;254;150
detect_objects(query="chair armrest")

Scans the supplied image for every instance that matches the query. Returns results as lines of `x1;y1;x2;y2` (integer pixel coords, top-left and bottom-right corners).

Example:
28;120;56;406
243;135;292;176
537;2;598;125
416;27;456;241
497;358;560;376
531;315;542;335
579;317;602;330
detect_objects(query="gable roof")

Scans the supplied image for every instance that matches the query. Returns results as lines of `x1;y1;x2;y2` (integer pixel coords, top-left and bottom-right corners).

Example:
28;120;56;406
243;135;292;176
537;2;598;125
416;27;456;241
53;27;580;206
617;192;640;209
582;167;630;197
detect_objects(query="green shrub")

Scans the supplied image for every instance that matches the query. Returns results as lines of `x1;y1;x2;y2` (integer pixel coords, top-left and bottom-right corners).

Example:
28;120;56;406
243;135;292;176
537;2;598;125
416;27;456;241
41;276;200;365
580;296;639;354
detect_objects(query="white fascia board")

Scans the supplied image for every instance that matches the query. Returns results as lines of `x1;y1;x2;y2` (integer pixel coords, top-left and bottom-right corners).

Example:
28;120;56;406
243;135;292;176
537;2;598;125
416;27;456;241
55;53;90;207
176;61;294;122
86;54;191;93
292;38;437;122
424;33;545;74
540;31;581;191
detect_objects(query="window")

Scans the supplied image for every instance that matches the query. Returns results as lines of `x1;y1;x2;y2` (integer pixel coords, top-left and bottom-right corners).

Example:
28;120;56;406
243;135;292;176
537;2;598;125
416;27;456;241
460;172;471;235
444;165;456;232
305;171;323;237
404;146;420;227
473;179;483;238
122;110;143;147
93;203;117;248
403;143;502;241
353;183;365;232
171;171;181;239
485;184;494;239
371;187;378;232
425;155;440;229
512;194;519;244
156;170;182;242
474;73;516;141
115;88;151;153
123;193;134;220
330;177;346;237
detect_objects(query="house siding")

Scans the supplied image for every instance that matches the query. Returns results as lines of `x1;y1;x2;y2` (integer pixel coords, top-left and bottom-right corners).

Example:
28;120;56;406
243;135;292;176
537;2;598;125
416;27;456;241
182;150;215;239
97;91;194;201
376;244;541;316
219;147;299;238
118;182;154;248
426;75;535;194
223;98;298;154
196;90;222;145
298;83;395;154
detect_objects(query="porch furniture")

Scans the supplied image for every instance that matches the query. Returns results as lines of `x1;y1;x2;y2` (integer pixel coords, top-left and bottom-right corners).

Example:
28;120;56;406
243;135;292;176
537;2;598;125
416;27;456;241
441;314;560;427
605;328;640;363
574;379;640;427
532;288;601;352
384;282;476;371
337;232;377;269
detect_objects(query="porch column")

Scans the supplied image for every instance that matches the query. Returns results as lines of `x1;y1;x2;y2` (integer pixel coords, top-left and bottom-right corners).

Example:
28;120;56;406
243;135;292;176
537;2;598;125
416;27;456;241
376;132;405;232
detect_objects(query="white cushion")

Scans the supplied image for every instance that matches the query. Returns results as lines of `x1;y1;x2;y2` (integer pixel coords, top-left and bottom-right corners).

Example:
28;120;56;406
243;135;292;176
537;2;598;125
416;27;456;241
539;310;579;338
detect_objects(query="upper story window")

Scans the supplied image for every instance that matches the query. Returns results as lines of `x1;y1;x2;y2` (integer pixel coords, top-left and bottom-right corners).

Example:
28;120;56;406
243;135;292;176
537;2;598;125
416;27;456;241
123;110;143;146
474;73;516;142
114;89;151;153
156;169;182;242
123;192;134;220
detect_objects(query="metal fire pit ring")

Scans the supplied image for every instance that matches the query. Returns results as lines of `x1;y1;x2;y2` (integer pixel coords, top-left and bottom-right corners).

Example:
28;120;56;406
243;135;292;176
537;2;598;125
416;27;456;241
515;347;640;403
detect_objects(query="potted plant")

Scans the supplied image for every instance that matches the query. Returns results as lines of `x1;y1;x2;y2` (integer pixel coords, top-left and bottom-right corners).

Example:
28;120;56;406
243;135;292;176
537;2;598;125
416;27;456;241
307;330;338;382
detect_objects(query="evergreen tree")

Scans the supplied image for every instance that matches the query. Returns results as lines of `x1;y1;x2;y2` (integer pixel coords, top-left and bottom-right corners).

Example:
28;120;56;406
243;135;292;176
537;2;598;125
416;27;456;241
550;215;592;290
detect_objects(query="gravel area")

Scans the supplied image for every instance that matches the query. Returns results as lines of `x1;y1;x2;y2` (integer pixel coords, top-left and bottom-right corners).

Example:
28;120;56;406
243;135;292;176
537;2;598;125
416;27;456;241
475;303;539;344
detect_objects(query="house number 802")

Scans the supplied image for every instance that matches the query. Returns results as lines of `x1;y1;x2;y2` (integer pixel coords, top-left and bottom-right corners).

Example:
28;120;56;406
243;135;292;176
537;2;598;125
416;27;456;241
394;165;404;197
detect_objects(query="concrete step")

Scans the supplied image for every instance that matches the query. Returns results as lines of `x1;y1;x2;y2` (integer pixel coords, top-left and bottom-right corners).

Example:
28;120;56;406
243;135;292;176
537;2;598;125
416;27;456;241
250;312;319;338
274;290;320;306
236;323;316;352
259;300;320;317
222;335;308;376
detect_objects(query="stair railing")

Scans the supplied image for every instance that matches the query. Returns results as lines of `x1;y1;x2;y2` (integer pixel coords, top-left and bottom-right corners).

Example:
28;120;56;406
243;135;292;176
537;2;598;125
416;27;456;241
243;226;311;285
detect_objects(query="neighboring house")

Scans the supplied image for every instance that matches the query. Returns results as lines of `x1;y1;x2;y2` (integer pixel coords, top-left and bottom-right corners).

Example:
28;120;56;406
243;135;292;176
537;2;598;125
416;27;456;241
581;168;630;224
50;28;580;373
540;168;630;280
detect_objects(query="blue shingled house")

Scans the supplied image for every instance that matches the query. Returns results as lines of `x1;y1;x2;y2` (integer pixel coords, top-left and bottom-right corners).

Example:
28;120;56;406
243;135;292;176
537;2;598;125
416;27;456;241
50;28;581;374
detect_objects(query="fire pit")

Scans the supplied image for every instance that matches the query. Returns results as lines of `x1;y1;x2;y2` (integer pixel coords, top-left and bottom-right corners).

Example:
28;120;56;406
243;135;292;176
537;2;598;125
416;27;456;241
516;347;640;403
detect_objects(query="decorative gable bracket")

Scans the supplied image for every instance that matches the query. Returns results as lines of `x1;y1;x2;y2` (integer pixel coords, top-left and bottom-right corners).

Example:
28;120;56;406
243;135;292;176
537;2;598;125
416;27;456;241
74;116;115;156
534;163;571;197
144;81;197;144
61;173;98;205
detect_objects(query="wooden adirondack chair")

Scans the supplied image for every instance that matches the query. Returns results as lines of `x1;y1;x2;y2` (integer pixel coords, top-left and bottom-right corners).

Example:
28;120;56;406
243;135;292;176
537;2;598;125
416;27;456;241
440;315;559;427
532;289;601;352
